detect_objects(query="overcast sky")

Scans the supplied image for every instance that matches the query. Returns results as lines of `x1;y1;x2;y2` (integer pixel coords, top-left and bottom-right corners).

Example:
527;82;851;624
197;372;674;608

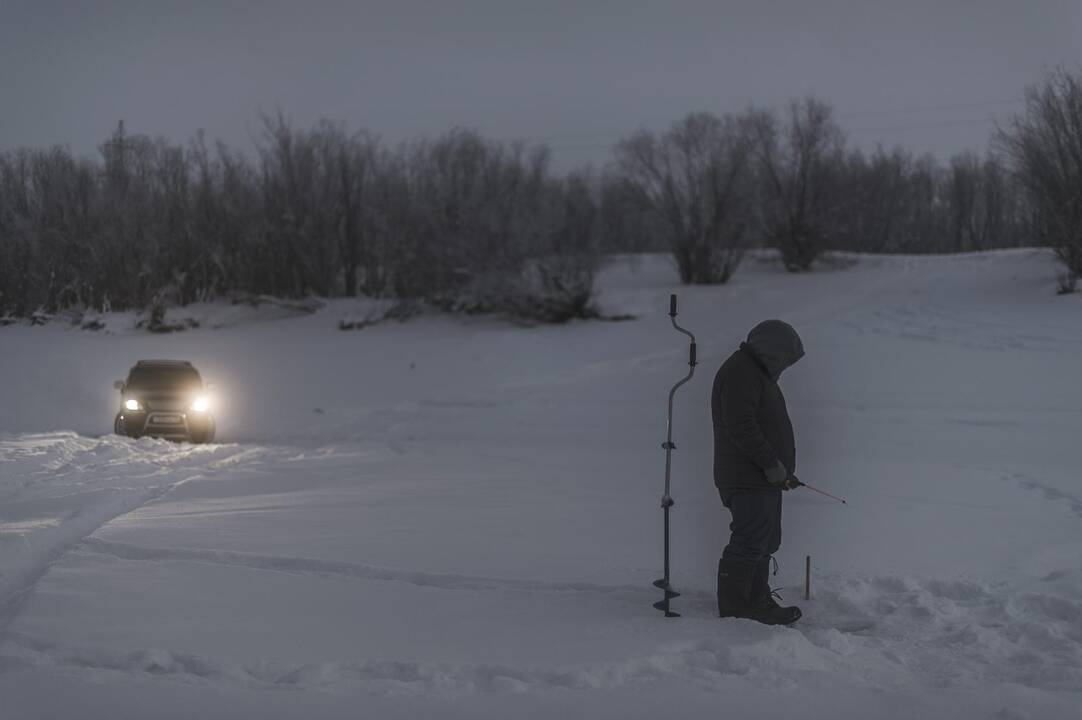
2;0;1079;169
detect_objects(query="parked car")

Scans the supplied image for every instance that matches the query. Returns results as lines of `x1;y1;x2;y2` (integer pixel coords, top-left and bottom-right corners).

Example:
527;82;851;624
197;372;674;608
113;360;216;443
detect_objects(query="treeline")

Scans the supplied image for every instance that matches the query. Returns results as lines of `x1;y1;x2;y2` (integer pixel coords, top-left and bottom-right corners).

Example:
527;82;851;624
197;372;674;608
0;120;599;321
613;68;1082;290
1;68;1081;319
609;100;1036;281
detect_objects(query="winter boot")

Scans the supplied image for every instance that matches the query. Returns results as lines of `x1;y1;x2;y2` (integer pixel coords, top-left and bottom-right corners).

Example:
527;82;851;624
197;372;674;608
747;557;802;625
716;557;755;618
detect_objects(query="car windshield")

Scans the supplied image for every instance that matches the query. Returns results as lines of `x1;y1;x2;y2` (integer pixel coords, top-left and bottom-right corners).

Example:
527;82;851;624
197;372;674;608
127;366;201;391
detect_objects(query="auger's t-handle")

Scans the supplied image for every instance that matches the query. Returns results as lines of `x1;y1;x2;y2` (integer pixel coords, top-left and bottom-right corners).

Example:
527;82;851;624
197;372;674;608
654;293;698;618
669;294;696;369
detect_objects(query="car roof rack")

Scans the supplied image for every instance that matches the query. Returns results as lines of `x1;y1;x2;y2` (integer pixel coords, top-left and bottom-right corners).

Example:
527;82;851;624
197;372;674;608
135;359;193;367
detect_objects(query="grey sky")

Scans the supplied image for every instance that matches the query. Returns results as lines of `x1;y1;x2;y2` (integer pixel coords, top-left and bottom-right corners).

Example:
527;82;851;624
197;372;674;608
2;0;1079;170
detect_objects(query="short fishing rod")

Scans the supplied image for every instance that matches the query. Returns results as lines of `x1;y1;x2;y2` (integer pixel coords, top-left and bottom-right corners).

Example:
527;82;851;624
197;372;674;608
790;477;848;505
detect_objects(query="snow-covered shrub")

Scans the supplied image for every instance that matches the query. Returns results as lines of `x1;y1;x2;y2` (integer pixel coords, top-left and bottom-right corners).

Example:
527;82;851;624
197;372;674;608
501;253;601;324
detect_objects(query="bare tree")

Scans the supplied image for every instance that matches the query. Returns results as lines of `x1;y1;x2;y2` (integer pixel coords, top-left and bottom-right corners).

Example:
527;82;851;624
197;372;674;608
946;151;1018;253
998;67;1082;285
752;98;846;271
598;172;666;253
310;124;380;297
257;114;341;297
615;111;756;284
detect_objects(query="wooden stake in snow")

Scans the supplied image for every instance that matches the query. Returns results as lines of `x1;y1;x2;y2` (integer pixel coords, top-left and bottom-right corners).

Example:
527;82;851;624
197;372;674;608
805;555;811;601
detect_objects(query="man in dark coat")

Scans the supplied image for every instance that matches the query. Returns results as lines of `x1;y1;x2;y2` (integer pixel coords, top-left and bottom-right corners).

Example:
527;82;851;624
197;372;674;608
712;319;805;625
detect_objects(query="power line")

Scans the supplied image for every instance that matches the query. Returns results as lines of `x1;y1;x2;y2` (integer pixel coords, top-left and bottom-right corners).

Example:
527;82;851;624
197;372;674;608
839;98;1023;119
545;117;1006;153
501;96;1025;151
849;116;1000;133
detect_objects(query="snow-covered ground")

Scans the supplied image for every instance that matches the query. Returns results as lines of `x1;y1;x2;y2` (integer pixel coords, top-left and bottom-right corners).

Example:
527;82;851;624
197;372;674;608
1;249;1080;719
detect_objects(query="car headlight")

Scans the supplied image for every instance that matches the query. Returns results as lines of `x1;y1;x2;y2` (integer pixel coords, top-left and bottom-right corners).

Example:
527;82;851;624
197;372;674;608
124;398;142;412
190;396;210;413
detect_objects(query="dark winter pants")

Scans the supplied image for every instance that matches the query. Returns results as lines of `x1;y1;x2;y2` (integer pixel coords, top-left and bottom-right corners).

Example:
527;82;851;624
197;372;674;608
718;488;782;563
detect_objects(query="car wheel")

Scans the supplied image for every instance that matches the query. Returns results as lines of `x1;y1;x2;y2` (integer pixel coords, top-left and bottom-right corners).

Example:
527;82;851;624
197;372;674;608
191;419;215;444
114;415;125;436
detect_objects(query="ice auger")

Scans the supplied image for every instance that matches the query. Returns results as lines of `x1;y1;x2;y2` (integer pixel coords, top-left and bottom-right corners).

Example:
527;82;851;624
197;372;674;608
654;294;696;618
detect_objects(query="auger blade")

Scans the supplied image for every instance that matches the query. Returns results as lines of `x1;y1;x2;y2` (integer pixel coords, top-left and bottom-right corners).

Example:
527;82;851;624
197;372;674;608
657;592;680;601
653;576;681;616
652;599;681;617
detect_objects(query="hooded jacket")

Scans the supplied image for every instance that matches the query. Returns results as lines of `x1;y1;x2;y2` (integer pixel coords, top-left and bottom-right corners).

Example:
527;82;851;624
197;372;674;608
711;320;805;491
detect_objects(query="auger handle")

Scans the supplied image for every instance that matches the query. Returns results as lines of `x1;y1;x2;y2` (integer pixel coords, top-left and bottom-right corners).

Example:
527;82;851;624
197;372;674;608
669;294;696;367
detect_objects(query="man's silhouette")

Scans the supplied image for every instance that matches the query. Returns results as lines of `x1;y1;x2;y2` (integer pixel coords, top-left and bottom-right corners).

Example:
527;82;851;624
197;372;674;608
712;319;805;625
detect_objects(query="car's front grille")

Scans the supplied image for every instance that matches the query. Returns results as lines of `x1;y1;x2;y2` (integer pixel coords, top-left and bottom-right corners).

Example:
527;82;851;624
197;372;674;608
144;412;189;438
143;398;188;412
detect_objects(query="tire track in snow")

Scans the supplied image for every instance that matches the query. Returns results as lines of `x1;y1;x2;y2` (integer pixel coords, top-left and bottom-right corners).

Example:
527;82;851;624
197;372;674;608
0;485;168;627
0;434;262;633
1008;473;1082;518
77;537;664;598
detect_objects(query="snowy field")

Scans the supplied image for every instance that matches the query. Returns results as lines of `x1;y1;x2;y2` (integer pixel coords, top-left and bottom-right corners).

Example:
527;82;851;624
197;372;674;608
1;249;1080;719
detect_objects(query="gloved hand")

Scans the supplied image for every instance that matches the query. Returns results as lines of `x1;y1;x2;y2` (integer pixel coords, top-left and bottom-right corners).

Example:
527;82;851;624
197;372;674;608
764;460;788;488
766;462;802;491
